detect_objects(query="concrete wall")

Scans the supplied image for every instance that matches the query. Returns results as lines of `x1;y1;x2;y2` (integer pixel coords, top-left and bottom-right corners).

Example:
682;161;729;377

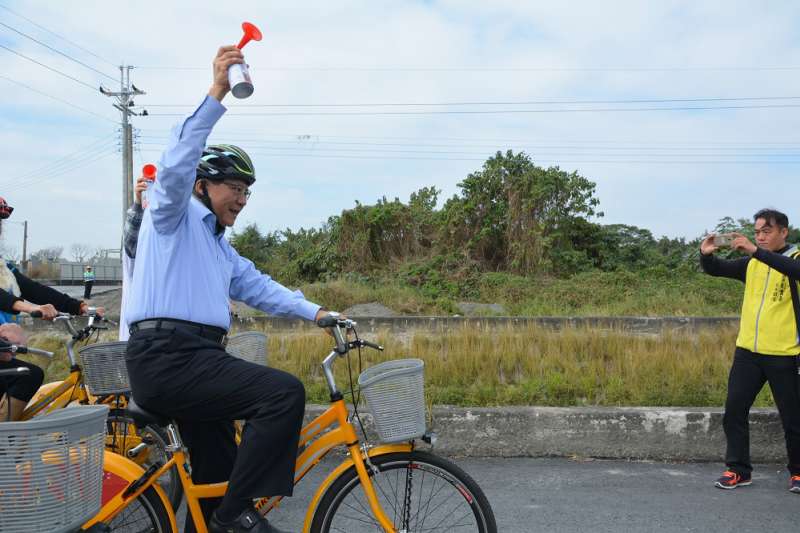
306;405;785;462
241;315;740;335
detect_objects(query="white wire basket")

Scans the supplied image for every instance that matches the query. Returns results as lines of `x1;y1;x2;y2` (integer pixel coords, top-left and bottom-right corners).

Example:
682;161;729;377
226;331;268;365
358;359;427;443
79;341;131;395
0;405;108;533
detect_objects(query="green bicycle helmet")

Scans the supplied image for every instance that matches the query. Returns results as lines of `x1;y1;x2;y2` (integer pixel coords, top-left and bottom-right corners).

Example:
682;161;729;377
196;144;255;185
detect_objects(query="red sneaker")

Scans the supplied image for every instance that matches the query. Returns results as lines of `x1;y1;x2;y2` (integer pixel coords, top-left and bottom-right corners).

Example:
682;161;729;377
715;470;752;490
789;475;800;493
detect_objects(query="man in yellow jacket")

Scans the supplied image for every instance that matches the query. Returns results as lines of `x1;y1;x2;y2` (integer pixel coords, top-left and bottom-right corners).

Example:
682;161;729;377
701;208;800;492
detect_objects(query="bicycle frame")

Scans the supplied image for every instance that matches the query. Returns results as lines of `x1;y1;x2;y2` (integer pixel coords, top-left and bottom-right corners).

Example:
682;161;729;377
21;367;88;420
87;398;409;533
82;449;178;532
87;316;409;533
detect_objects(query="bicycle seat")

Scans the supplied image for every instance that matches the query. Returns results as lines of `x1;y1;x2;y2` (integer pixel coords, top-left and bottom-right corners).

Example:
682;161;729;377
127;397;171;428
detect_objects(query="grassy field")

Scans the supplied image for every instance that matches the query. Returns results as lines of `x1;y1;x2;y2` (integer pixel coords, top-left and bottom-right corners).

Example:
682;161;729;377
293;268;745;317
20;323;770;408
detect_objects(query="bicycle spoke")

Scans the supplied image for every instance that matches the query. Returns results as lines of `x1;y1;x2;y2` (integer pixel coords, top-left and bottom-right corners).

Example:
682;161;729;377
323;456;489;533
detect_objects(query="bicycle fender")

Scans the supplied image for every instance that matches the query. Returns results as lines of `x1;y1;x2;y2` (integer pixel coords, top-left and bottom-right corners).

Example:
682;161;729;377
82;451;178;532
302;443;413;532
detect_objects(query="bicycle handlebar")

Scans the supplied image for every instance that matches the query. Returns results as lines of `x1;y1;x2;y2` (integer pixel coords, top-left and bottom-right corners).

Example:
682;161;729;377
317;312;384;397
0;339;54;358
23;308;113;366
0;367;31;377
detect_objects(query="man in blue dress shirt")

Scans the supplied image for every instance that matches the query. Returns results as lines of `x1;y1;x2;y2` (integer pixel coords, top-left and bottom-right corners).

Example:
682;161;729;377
124;45;331;533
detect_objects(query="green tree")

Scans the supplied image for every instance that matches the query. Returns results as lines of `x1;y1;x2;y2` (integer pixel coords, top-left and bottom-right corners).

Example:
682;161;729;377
440;150;602;275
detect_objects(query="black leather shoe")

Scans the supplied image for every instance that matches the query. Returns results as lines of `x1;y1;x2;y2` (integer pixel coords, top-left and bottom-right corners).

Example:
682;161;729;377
208;508;290;533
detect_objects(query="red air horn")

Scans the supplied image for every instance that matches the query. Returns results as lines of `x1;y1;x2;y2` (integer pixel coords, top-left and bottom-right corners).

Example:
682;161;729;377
142;164;157;181
228;22;263;99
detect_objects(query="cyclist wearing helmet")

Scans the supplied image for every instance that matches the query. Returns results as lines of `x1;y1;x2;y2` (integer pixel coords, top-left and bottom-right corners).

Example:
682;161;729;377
124;45;335;533
0;196;95;420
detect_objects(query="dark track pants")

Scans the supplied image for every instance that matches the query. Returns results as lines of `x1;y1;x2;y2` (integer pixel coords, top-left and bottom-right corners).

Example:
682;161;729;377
723;347;800;476
83;281;93;299
125;327;305;532
0;358;44;402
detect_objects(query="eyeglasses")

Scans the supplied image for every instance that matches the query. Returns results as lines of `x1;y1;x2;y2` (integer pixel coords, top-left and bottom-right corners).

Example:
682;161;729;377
221;181;251;200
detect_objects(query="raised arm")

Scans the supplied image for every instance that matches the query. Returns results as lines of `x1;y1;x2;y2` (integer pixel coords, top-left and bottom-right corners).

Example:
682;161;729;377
699;234;749;282
123;202;144;259
149;46;243;234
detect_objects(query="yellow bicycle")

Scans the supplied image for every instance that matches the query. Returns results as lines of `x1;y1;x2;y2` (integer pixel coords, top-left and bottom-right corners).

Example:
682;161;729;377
83;315;497;532
20;310;183;509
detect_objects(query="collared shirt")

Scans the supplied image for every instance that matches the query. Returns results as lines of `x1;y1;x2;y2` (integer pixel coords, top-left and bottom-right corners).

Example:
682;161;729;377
124;95;321;330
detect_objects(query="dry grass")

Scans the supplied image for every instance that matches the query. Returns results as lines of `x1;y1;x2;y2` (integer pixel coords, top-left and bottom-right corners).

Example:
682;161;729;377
25;324;771;408
260;323;769;407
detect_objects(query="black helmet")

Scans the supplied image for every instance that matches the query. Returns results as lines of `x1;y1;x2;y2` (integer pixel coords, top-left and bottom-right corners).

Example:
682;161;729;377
196;144;255;186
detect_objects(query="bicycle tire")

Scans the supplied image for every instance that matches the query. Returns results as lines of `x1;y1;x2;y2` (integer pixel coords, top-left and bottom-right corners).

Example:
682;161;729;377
105;485;173;533
310;450;497;533
105;409;183;509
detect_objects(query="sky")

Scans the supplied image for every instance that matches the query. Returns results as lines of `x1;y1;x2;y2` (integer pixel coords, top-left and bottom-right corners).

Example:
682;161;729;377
1;0;800;260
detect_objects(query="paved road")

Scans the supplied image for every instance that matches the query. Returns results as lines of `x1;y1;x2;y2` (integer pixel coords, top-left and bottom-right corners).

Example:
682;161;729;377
175;456;797;532
50;284;117;299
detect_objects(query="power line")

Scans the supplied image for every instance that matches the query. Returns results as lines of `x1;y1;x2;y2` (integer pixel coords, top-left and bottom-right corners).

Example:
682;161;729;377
138;135;800;151
147;103;800;117
0;43;97;91
135;148;800;165
135;142;800;158
142;96;800;108
4;136;116;184
7;144;116;191
0;3;117;67
137;128;800;147
0;21;117;81
135;65;800;72
0;75;116;123
3;150;115;194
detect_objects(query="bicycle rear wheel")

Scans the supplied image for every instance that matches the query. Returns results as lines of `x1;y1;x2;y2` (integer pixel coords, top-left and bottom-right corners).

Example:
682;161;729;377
105;486;172;532
105;409;183;509
310;450;496;533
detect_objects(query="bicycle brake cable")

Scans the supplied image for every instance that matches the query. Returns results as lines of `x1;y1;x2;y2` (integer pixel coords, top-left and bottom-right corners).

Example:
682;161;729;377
347;325;369;441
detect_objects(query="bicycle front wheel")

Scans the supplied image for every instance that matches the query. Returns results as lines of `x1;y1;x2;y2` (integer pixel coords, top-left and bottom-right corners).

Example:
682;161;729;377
310;450;496;533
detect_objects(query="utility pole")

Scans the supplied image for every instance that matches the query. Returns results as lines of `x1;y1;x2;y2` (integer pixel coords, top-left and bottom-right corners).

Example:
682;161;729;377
100;66;147;233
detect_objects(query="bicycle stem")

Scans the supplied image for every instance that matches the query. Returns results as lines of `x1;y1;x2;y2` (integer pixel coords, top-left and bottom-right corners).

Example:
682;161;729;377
322;350;341;398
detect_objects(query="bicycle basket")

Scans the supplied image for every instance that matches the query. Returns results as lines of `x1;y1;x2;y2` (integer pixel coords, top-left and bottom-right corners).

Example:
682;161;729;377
226;331;268;365
0;405;108;533
358;359;426;443
79;341;130;395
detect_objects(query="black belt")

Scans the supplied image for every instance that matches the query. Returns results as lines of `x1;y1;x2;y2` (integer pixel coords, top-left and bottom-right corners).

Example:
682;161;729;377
129;318;227;344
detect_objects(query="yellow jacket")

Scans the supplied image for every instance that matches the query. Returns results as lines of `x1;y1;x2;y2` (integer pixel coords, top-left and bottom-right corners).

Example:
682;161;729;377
702;245;800;356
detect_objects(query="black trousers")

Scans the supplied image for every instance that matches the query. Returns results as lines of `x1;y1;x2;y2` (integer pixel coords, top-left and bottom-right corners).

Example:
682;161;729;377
83;281;93;299
0;358;44;402
723;347;800;476
125;327;305;531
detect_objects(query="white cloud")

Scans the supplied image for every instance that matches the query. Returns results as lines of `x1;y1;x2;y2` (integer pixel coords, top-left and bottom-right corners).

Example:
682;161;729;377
1;0;799;254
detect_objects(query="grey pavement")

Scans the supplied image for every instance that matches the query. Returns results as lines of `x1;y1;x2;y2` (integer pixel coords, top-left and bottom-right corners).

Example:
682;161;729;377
176;457;797;532
49;284;117;299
